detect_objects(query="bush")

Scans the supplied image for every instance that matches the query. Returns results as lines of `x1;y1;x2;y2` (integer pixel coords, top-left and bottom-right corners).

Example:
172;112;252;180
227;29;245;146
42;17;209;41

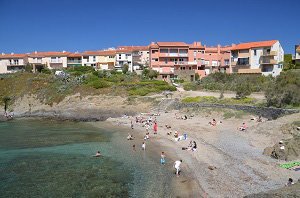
235;81;252;99
41;68;52;74
265;70;300;107
87;79;110;89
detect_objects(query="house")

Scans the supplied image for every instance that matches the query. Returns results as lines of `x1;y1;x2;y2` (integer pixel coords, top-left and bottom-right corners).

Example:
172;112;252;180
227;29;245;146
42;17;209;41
293;45;300;65
97;50;116;70
81;51;100;67
67;53;82;67
28;51;70;71
117;46;149;71
115;48;133;72
0;53;27;73
230;40;284;76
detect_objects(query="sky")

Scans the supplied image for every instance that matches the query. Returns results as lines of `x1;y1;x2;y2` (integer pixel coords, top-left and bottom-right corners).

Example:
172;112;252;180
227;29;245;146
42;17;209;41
0;0;299;54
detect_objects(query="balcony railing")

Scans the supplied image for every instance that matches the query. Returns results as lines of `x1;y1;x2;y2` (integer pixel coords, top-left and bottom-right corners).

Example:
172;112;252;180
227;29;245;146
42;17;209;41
68;60;82;63
50;60;63;63
261;51;277;56
260;59;277;64
174;61;187;65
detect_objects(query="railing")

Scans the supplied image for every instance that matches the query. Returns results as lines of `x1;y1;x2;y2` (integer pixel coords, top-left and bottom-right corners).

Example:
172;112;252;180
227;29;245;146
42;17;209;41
260;59;277;64
174;61;187;65
68;60;82;63
31;60;43;63
50;60;63;63
261;51;277;56
178;53;188;57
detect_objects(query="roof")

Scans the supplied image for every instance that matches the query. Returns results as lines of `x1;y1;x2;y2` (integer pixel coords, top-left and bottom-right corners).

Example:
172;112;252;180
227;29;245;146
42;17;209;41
156;42;188;47
0;53;27;59
68;53;82;57
117;46;149;51
82;50;116;56
232;40;278;50
98;50;116;56
29;51;71;57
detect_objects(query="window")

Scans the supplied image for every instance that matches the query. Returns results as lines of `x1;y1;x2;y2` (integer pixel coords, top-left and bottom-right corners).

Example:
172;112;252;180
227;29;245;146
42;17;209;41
160;49;168;53
197;66;201;70
152;50;158;54
224;59;229;65
152;58;158;62
212;61;218;66
109;56;114;58
164;58;168;64
189;67;192;70
93;56;96;62
194;58;196;61
205;61;210;65
254;50;257;56
126;54;131;57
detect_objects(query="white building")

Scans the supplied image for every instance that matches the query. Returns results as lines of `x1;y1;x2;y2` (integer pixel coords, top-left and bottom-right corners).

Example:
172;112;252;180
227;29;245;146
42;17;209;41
0;53;27;73
81;51;101;67
293;45;300;65
231;40;284;76
115;49;133;72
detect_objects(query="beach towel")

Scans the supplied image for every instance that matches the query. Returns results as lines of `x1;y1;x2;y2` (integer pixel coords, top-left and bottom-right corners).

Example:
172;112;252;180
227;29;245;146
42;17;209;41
279;161;300;169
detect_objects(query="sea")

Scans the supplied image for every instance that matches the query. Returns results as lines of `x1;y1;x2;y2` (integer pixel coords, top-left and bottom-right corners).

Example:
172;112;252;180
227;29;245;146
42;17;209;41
0;119;175;198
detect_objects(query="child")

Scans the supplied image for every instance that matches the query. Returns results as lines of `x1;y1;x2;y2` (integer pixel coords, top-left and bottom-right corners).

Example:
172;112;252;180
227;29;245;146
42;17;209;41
160;152;166;165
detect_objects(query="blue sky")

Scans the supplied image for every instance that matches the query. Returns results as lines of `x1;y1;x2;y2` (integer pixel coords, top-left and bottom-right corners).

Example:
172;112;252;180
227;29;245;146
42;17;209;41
0;0;299;54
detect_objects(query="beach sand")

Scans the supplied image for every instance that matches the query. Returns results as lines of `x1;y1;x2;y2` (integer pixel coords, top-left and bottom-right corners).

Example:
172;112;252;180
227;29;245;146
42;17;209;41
105;110;300;197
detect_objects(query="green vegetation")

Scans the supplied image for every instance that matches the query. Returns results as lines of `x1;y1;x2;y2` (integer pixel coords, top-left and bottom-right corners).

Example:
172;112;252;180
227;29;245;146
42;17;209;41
182;96;256;105
0;67;176;105
265;70;300;108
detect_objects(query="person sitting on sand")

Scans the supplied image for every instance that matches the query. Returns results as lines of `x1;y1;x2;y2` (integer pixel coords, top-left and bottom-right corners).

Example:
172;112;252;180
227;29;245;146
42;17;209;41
160;152;166;165
93;151;101;157
192;141;197;151
257;116;262;122
174;131;179;138
165;124;171;129
127;133;134;140
167;131;172;135
209;119;217;126
286;178;294;186
238;122;247;131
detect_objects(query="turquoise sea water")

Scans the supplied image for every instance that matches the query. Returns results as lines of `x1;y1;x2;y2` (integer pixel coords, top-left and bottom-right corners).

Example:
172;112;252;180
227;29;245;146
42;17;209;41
0;119;174;197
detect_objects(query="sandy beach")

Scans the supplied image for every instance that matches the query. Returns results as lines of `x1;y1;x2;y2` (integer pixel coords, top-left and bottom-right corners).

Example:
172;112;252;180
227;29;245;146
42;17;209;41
105;109;300;197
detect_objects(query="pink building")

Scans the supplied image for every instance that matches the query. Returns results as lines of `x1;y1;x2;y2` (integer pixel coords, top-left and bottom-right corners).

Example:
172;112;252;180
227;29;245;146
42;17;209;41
149;41;206;81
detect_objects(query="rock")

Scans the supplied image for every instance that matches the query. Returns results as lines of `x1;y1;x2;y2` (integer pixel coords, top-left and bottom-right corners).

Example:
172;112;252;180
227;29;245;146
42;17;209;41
263;147;274;156
208;165;217;170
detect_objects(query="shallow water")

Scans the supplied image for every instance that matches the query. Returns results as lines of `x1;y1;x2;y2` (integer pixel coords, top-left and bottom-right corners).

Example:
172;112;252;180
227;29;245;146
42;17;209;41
0;119;175;197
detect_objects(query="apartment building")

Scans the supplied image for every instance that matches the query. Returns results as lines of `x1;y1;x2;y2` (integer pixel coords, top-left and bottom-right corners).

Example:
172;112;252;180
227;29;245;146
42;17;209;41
203;45;231;75
231;40;284;76
0;53;27;73
67;53;82;67
293;45;300;65
97;50;116;70
149;41;207;81
115;48;133;72
81;51;100;67
28;51;70;70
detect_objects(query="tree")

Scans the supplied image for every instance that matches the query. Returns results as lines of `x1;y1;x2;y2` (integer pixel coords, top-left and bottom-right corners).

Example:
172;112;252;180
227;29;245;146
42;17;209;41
282;54;296;71
25;63;33;73
195;73;200;81
235;81;252;99
122;64;129;74
148;69;159;79
2;96;11;114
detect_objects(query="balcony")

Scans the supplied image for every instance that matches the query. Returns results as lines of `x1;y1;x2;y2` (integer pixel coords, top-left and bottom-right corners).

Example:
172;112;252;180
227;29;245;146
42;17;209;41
159;53;188;57
260;59;277;65
50;60;63;63
174;61;187;65
261;51;277;56
237;68;262;74
67;60;82;64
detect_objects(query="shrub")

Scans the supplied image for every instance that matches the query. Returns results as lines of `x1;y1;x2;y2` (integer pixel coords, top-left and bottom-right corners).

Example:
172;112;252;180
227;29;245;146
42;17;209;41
41;68;52;74
265;70;300;107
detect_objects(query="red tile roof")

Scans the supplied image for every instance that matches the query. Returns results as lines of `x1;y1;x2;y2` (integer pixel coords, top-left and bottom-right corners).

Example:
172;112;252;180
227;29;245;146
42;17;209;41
29;51;71;57
98;50;116;56
68;53;82;57
117;46;149;51
156;42;188;47
232;40;278;50
0;53;27;59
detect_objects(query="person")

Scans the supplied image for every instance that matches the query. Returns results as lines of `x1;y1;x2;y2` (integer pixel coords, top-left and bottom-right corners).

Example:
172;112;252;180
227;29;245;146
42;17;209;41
257;116;262;122
93;151;101;157
133;144;136;151
192;141;197;151
153;122;158;134
174;160;182;176
238;122;247;131
160;152;166;165
209;119;217;126
131;121;134;129
127;133;134;140
286;178;294;186
142;142;146;150
174;131;179;138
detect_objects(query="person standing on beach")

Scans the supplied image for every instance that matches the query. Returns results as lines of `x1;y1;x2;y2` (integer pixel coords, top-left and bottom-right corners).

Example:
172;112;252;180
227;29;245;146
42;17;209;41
133;144;136;151
174;160;182;177
142;142;146;150
153;122;158;134
160;152;166;165
131;121;134;129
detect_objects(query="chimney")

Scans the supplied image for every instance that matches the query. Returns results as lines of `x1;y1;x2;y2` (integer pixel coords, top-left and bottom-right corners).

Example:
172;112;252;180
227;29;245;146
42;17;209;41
1;53;5;55
11;52;14;55
35;51;37;54
151;42;155;45
63;50;66;53
197;42;201;46
217;44;221;54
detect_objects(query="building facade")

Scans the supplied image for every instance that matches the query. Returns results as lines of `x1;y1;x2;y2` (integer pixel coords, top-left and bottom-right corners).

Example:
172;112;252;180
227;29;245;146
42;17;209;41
97;50;116;70
293;45;300;65
0;53;27;73
28;51;70;70
231;40;284;76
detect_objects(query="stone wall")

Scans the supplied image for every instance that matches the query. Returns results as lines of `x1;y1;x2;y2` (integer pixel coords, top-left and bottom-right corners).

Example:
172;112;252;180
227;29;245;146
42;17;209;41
172;101;299;120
